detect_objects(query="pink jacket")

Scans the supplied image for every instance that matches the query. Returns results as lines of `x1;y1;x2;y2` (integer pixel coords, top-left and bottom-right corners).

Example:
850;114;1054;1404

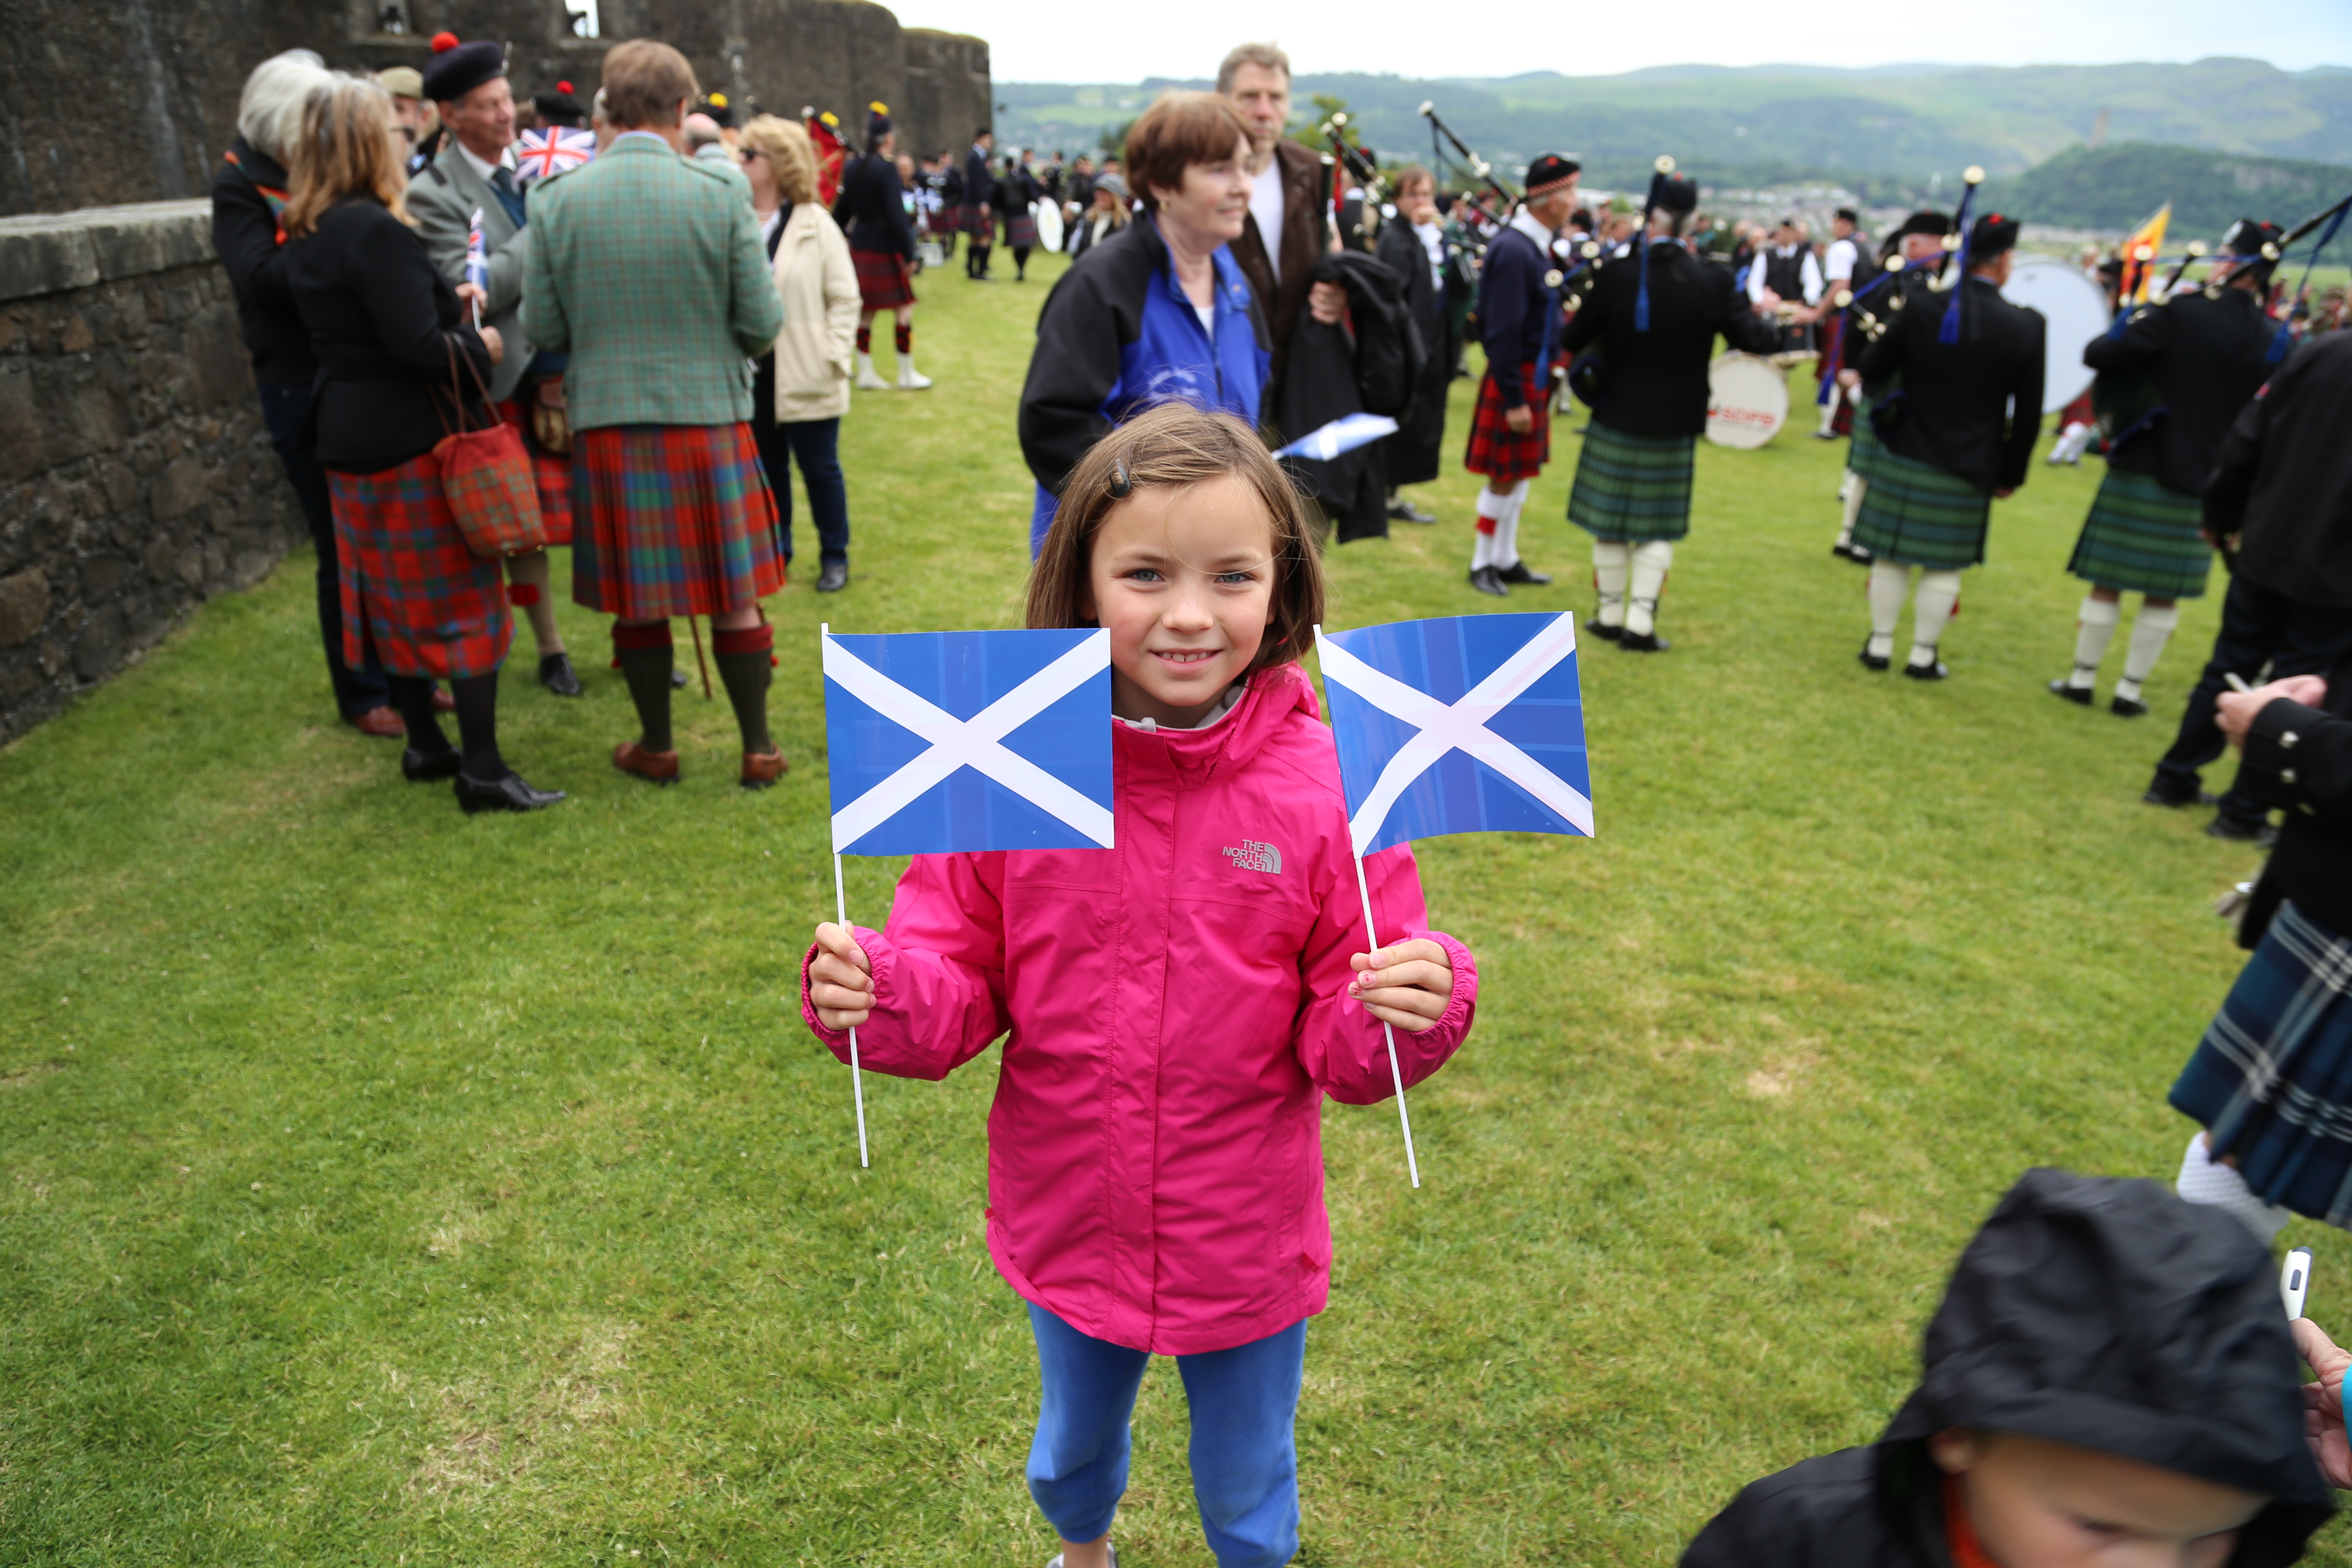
800;663;1478;1355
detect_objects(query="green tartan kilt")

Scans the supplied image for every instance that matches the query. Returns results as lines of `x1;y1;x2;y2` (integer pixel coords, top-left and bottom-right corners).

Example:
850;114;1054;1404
1851;448;1991;570
2067;467;2214;599
1847;394;1888;485
1567;424;1696;543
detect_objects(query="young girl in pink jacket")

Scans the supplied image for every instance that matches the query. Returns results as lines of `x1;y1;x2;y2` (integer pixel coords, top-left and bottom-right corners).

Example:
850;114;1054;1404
801;404;1479;1568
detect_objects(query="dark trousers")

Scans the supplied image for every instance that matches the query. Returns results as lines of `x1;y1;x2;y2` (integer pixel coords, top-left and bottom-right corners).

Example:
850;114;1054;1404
751;414;850;567
258;381;389;717
2152;572;2352;820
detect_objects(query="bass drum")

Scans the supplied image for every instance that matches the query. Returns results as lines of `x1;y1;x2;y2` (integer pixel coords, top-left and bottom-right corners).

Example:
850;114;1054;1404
1705;351;1787;449
1032;199;1065;254
2001;256;2111;413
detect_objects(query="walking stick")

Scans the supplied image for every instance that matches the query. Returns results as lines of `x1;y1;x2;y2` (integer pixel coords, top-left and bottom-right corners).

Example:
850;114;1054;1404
688;615;713;699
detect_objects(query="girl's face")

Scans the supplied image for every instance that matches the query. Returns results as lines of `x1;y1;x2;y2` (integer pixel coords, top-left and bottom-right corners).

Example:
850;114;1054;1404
1081;475;1278;727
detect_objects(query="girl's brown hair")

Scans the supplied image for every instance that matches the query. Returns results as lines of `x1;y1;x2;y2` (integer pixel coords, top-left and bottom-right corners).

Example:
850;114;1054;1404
740;113;818;205
1026;404;1323;675
282;74;410;239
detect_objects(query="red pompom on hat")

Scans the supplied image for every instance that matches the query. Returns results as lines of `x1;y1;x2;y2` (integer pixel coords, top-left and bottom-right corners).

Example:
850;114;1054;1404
430;30;459;51
557;79;573;93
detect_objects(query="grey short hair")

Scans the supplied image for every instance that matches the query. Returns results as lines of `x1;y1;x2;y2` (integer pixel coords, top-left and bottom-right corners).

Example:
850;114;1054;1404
1216;43;1291;94
236;49;329;162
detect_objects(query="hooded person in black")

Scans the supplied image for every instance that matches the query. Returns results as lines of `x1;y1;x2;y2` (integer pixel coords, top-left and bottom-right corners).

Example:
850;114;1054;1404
1683;1170;2331;1568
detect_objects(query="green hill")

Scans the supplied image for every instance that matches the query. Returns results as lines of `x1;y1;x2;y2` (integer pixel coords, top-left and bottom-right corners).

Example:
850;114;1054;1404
1983;141;2352;236
997;58;2352;199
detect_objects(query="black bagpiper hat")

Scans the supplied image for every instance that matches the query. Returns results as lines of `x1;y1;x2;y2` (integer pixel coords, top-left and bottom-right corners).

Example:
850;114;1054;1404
533;80;586;127
866;100;893;146
1894;208;1954;242
420;34;505;104
1969;210;2021;260
697;94;736;129
1524;153;1579;200
1654;173;1697;215
2221;217;2286;277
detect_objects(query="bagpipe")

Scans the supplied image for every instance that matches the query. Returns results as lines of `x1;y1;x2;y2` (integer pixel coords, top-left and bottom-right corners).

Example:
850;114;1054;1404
1415;101;1518;263
1316;110;1390;251
1830;165;1981;352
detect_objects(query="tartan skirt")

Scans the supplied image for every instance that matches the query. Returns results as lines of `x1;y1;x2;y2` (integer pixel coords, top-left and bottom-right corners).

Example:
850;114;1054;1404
1464;368;1551;483
571;423;784;619
2170;900;2352;1226
2066;467;2213;599
851;247;917;310
1567;424;1696;543
1006;212;1038;248
1847;393;1888;485
327;452;512;681
1851;448;1991;570
492;395;573;548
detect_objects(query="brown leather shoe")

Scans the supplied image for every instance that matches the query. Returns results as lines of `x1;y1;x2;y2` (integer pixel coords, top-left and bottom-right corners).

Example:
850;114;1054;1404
345;706;405;740
741;747;788;790
612;741;681;785
431;687;456;714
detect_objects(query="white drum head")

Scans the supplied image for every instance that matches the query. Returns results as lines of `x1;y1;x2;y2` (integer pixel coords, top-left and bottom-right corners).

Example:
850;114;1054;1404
1033;199;1064;253
1706;352;1788;449
2001;256;2111;413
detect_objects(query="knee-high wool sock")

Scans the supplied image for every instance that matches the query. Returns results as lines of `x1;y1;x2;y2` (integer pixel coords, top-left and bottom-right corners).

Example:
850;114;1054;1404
1626;541;1674;637
1490;478;1531;569
448;671;505;779
1866;560;1908;660
1909;570;1962;666
894;321;912;355
386;674;450;756
856;323;873;355
505;549;563;657
1473;487;1508;571
1835;471;1867;550
613;621;675;753
2116;601;2181;704
1591;540;1630;628
713;621;775;755
2068;596;2121;689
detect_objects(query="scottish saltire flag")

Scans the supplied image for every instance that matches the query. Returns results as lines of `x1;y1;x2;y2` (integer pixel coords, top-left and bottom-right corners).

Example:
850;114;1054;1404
822;627;1114;856
1274;412;1399;462
1317;612;1592;854
515;127;594;184
463;207;489;294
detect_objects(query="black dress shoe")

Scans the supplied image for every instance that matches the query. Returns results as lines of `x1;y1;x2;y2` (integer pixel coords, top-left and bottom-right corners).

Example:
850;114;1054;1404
539;652;585;697
1468;566;1509;597
2048;678;2093;706
2143;785;2218;808
1846;545;1873;566
1858;639;1890;672
1618;629;1670;653
1590;622;1623;641
2110;695;2149;718
815;561;849;593
1496;560;1553;585
1902;658;1950;681
401;745;462;782
2206;814;2277;846
455;771;567;814
670;666;690;689
1385;499;1437;524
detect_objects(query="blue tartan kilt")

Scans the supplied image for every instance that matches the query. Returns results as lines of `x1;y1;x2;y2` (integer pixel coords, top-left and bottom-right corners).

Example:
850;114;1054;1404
2170;900;2352;1226
1567;424;1695;543
2066;467;2214;599
1847;393;1888;485
1850;447;1991;571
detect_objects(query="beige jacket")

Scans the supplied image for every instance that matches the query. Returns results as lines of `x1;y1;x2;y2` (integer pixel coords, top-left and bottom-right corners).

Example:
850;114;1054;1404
768;202;861;423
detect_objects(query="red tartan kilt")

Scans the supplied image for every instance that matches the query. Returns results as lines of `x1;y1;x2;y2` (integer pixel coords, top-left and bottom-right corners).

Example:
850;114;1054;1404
327;453;512;680
1463;368;1552;482
570;423;784;620
961;203;992;238
493;395;574;546
851;247;917;310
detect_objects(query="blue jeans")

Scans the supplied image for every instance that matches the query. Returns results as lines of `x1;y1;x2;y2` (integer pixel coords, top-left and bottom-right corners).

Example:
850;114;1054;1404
752;414;850;567
1026;1305;1305;1568
258;382;389;717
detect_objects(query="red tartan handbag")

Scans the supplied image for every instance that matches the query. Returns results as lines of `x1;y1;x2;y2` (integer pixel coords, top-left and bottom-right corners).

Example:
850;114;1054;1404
433;338;546;559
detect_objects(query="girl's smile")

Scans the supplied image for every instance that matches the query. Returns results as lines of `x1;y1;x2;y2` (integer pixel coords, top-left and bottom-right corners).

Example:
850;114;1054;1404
1082;475;1278;727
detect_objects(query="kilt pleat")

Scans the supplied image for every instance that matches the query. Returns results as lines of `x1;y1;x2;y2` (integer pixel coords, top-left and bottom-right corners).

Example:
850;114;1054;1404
327;453;512;681
493;395;573;548
1567;424;1696;543
1847;392;1888;485
2170;900;2352;1225
571;423;784;619
1850;447;1991;570
2066;467;2212;599
1464;368;1550;483
851;247;917;310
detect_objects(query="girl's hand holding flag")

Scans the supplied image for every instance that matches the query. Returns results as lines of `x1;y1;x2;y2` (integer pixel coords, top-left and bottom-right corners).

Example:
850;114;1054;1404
1347;940;1456;1030
806;922;874;1031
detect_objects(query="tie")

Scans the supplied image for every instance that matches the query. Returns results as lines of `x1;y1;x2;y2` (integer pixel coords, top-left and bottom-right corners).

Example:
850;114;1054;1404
489;165;527;228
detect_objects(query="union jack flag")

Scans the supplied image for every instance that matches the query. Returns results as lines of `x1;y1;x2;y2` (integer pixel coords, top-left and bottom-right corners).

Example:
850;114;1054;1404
514;127;594;184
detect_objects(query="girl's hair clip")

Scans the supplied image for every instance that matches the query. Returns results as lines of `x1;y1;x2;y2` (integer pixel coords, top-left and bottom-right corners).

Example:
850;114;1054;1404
1109;456;1132;499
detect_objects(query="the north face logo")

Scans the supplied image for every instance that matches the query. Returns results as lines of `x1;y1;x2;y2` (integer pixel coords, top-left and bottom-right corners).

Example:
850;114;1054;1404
1222;839;1281;874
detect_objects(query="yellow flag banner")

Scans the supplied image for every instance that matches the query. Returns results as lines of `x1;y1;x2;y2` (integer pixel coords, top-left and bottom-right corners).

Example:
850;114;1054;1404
2119;203;2171;304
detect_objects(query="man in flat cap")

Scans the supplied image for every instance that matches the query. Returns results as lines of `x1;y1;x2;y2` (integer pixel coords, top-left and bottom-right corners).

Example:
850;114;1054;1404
408;35;584;697
379;65;433;174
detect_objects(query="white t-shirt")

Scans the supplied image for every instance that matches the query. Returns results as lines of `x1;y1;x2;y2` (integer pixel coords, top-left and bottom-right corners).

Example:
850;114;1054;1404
1824;236;1859;285
1193;301;1216;339
1249;159;1286;284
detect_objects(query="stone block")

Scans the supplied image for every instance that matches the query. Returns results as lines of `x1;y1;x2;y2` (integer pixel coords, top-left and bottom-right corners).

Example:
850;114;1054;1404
77;552;128;602
0;222;97;301
150;454;207;519
69;602;122;680
0;567;49;646
58;310;92;353
187;307;251;409
0;368;39;479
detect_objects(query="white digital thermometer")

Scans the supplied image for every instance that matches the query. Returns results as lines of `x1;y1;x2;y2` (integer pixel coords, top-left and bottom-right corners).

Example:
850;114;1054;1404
2282;1246;2313;1320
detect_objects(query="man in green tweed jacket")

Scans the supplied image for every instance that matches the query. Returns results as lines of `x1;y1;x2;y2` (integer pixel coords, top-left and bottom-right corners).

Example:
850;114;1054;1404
523;39;794;791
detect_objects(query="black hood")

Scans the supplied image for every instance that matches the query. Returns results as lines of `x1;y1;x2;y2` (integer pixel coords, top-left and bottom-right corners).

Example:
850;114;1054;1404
1882;1169;2330;1564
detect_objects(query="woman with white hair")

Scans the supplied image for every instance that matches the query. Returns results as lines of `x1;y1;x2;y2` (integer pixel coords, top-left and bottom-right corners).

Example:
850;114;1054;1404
211;49;401;738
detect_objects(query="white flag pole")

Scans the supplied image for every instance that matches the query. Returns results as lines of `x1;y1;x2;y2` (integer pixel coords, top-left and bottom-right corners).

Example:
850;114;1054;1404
822;622;870;1170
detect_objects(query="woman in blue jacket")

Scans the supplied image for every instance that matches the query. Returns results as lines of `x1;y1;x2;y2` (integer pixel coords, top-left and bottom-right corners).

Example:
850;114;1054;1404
1017;92;1269;554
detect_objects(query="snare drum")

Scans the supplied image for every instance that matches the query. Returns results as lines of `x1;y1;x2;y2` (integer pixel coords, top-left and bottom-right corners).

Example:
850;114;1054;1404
1706;352;1788;449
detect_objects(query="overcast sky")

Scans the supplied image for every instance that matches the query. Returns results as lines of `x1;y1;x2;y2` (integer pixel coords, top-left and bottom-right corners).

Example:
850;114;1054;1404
890;0;2349;83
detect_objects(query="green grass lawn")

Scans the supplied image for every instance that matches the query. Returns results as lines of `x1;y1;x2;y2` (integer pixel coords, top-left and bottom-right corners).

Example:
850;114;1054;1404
2;248;2336;1566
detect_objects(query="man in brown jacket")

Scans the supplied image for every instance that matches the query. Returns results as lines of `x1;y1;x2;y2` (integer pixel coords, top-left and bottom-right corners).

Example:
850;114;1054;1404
1218;43;1343;412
